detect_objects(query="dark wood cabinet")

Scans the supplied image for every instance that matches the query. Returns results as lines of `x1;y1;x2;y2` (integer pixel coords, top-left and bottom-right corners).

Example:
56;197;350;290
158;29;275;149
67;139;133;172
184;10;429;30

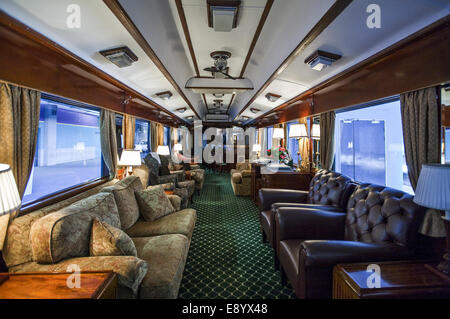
251;163;312;205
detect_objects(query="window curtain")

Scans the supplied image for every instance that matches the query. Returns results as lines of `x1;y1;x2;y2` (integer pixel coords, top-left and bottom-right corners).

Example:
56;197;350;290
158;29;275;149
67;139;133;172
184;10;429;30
320;111;336;170
100;109;118;180
401;87;440;190
122;114;135;150
0;82;40;247
0;82;40;199
298;118;310;171
150;122;158;152
259;127;267;154
158;124;164;147
171;127;178;150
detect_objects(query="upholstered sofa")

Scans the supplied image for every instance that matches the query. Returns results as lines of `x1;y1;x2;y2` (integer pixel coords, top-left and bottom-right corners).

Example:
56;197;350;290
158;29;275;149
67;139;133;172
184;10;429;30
2;176;196;299
274;183;426;298
230;162;252;196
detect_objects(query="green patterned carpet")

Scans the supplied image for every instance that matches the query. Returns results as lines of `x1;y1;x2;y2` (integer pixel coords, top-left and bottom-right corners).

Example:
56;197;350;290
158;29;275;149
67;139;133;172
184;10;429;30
179;172;295;299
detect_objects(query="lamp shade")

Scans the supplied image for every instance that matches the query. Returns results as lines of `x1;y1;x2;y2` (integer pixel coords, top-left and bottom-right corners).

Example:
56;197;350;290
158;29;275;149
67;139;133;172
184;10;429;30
253;144;261;152
289;124;308;138
311;124;320;139
157;145;170;156
174;143;183;151
272;128;284;139
0;164;21;216
414;164;450;219
118;150;142;166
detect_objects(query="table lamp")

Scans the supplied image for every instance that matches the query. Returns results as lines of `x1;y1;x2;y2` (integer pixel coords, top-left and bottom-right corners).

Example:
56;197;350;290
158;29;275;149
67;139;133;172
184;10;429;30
0;164;21;285
157;145;170;156
174;143;183;152
414;164;450;274
119;149;142;176
253;144;261;159
288;124;308;171
272;128;284;147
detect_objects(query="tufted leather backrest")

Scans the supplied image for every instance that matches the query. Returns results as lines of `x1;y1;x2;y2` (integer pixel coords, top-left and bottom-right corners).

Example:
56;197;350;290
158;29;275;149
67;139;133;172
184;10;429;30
307;170;354;209
345;183;426;247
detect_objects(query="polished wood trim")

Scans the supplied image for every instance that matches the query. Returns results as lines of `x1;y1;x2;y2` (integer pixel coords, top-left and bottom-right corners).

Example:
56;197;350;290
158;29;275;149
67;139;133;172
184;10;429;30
19;177;110;215
175;0;200;77
0;10;186;127
207;0;241;29
103;0;201;120
239;0;274;78
250;15;450;127
226;93;236;113
235;0;353;120
202;93;209;110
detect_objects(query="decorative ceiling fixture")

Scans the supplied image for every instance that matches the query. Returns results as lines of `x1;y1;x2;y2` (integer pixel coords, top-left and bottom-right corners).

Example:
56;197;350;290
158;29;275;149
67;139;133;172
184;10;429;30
204;51;236;80
250;107;260;114
155;91;173;100
99;46;138;68
212;99;223;109
176;107;187;113
265;93;281;103
185;116;194;120
207;0;241;32
213;93;224;98
242;116;250;121
305;50;342;72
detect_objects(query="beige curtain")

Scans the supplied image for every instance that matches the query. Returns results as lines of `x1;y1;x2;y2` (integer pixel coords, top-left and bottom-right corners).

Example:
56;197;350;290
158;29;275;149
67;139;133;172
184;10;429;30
320;111;336;170
0;82;40;198
150;122;158;152
158;123;164;147
298;118;310;171
170;127;178;151
100;109;118;179
123;114;135;150
0;82;40;247
401;87;440;190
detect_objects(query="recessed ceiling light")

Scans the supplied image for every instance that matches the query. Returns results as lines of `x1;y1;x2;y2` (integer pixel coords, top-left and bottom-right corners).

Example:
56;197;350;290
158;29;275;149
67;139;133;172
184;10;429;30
156;91;173;100
305;50;341;72
176;107;187;113
265;93;281;103
99;46;138;68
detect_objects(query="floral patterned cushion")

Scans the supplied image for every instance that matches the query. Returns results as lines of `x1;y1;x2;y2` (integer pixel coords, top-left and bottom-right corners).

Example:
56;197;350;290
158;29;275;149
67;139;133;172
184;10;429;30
30;192;121;264
101;176;142;230
90;219;137;257
135;185;175;222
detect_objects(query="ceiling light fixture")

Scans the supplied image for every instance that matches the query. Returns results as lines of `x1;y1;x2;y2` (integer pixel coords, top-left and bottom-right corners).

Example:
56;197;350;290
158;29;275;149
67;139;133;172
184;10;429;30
305;50;341;72
208;0;241;32
99;46;138;68
156;91;173;100
265;93;281;103
185;116;194;120
213;93;224;98
250;107;260;114
176;107;187;113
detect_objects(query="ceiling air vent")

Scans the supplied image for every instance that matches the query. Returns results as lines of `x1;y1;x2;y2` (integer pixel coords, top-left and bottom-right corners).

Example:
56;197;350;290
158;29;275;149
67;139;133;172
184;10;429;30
205;114;229;122
207;0;241;32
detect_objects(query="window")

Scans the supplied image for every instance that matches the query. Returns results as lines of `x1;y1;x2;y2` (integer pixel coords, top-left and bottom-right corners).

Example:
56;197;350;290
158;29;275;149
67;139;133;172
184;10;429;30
134;119;150;158
23;97;106;205
287;122;300;166
163;126;170;147
334;98;413;194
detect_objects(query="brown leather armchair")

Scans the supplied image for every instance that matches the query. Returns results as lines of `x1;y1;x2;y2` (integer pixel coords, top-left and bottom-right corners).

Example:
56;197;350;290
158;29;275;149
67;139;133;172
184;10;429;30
274;183;426;299
258;170;356;266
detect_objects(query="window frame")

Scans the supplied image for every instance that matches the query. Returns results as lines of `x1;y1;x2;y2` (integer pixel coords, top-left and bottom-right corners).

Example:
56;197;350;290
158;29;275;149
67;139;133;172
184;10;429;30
20;94;109;214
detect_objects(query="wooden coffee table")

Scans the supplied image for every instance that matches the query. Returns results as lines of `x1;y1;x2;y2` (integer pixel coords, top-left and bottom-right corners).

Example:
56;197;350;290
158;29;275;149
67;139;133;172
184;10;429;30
0;271;117;299
333;261;450;299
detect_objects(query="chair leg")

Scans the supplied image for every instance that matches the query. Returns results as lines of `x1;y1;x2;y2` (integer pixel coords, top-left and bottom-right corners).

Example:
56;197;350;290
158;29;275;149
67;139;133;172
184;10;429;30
274;251;280;270
281;267;288;286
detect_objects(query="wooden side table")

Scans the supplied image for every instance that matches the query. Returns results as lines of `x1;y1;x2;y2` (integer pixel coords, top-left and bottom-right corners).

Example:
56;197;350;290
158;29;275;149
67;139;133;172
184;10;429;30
0;272;117;299
333;261;450;299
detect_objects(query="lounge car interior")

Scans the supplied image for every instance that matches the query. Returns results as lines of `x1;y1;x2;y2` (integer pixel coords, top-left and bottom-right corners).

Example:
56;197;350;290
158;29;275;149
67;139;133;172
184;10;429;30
0;0;449;303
